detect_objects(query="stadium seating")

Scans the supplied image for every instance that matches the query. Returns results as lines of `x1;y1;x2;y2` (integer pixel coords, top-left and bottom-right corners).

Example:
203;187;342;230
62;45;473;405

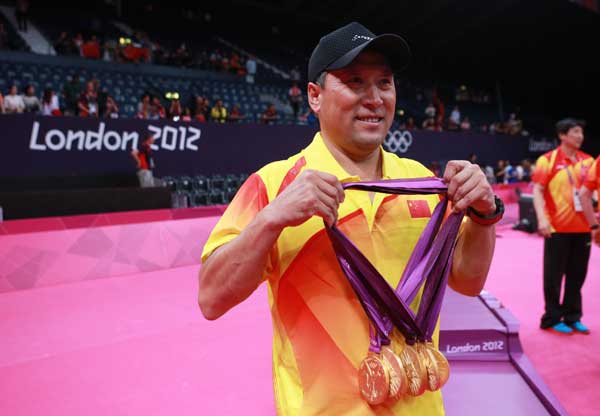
159;173;248;208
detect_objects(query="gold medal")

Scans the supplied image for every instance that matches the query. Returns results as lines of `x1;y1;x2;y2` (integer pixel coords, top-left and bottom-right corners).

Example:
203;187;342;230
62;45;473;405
381;346;409;400
426;343;450;389
358;354;390;405
398;343;427;396
417;343;440;391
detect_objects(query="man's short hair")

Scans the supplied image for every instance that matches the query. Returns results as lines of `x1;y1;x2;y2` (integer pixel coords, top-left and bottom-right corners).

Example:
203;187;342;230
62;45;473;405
315;71;327;88
556;118;586;136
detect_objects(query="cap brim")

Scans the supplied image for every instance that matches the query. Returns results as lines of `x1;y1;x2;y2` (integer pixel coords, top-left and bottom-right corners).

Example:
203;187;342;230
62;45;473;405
326;34;411;74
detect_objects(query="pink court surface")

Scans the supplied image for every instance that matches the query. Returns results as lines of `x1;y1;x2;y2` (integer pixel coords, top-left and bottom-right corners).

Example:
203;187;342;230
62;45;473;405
0;201;598;416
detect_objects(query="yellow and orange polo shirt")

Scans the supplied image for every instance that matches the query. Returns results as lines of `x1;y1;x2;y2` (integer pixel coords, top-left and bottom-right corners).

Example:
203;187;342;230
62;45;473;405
583;156;600;193
202;133;445;415
532;147;594;233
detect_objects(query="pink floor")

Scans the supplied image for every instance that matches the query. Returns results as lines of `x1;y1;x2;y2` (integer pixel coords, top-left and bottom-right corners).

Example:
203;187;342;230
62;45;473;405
0;203;598;416
0;265;276;415
486;224;600;416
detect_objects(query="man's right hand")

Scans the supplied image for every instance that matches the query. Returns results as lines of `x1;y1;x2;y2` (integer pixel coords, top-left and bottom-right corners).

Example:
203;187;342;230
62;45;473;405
538;217;552;238
261;169;345;229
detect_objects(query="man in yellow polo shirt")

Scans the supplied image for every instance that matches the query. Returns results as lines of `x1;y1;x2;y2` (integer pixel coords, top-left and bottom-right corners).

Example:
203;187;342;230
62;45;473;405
580;155;600;246
198;22;500;415
532;118;594;335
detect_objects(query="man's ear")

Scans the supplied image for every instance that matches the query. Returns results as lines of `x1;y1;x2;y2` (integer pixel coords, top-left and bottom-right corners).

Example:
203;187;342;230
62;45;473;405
307;82;322;114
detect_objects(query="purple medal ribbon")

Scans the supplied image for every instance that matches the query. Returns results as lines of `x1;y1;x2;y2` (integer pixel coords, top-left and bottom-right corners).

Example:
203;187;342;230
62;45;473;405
325;178;464;352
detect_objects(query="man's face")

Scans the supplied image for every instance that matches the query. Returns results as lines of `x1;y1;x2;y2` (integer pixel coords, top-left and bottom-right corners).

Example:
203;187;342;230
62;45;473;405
559;126;584;149
310;51;396;155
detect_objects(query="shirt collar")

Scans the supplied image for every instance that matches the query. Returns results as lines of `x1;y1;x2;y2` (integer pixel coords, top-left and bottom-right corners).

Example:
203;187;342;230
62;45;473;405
302;132;396;181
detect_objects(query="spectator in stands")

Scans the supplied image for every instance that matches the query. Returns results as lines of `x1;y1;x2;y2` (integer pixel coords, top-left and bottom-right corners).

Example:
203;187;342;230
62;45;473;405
299;108;319;126
102;39;118;61
152;96;166;118
104;96;119;118
494;160;507;184
422;116;436;130
512;160;531;183
78;81;99;117
506;113;523;135
131;134;156;188
63;74;82;116
230;52;243;75
73;33;84;56
424;102;436;118
138;94;150;114
22;84;40;113
288;81;303;120
484;165;496;184
92;78;107;116
405;117;416;130
259;103;279;124
228;104;245;123
246;55;257;84
4;85;25;113
505;161;520;183
15;0;29;32
135;101;158;120
209;50;220;71
136;100;150;119
220;53;230;73
41;88;60;116
448;105;461;130
53;31;71;55
491;121;508;135
460;117;471;131
194;110;206;123
81;35;101;60
174;43;192;67
519;159;533;182
193;96;207;123
210;99;228;123
455;85;469;102
182;108;192;122
169;98;183;120
201;97;211;120
151;42;169;65
434;114;444;132
468;153;481;169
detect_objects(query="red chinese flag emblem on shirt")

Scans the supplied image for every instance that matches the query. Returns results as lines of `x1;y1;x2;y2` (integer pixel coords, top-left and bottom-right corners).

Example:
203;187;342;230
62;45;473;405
407;200;431;218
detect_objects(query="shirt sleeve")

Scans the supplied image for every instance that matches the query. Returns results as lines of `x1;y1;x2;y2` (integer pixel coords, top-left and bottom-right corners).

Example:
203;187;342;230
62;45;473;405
583;159;599;191
201;173;270;263
531;154;550;187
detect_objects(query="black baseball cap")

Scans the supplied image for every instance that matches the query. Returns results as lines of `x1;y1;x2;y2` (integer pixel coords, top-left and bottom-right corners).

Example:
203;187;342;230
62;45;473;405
308;22;411;83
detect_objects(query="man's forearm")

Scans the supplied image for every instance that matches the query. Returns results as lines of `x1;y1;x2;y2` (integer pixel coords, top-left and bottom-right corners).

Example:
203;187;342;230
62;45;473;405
580;187;598;227
449;219;496;296
198;209;283;320
532;185;547;223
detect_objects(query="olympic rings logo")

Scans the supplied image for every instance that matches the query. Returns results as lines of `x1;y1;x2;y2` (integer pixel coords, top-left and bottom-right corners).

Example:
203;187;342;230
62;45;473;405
384;130;413;153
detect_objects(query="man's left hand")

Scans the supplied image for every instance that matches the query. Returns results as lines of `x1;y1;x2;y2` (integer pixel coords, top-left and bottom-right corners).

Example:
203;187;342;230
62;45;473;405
593;228;600;247
443;160;496;214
